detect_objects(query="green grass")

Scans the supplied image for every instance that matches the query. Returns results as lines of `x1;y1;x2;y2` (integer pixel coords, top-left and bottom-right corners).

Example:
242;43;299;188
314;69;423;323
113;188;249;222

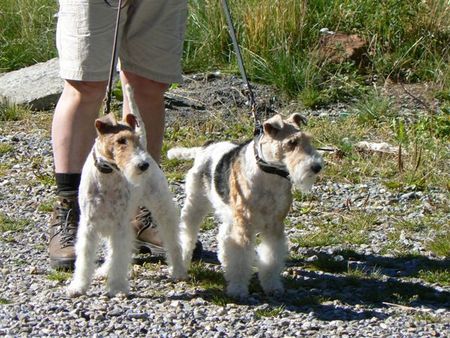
414;313;443;324
38;200;55;213
0;213;29;233
187;262;234;304
0;143;14;154
185;0;450;102
47;271;72;283
255;305;285;319
2;1;448;104
417;269;450;287
0;164;11;177
0;298;10;305
201;216;216;231
0;0;57;72
426;231;450;257
292;211;377;248
0;101;30;121
189;262;225;290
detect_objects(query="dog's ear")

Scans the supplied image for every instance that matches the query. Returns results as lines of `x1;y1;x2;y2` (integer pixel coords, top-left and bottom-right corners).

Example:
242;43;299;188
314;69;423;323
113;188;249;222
263;114;284;137
288;113;308;128
95;113;117;134
124;113;138;130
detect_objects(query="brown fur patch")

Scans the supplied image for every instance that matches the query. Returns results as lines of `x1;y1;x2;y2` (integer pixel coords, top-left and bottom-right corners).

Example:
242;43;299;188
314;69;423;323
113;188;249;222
229;159;253;247
96;128;142;171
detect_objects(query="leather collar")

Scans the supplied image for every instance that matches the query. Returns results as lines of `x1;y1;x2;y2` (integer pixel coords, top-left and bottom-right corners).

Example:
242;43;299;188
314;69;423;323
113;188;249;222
93;149;119;174
253;134;290;180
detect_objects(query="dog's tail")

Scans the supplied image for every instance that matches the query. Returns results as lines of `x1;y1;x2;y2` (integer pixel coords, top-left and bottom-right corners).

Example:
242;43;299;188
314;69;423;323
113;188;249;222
167;147;201;160
123;84;147;149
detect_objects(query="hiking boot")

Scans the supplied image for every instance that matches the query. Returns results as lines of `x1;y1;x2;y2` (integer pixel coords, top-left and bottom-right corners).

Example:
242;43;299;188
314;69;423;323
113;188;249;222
133;207;203;260
48;192;79;270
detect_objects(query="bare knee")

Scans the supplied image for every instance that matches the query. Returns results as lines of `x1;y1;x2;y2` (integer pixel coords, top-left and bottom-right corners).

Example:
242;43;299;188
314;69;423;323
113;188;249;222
63;80;107;104
121;71;169;99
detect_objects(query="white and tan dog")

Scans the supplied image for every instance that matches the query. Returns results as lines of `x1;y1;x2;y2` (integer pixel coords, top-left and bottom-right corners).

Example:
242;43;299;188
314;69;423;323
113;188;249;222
168;113;323;298
67;85;187;297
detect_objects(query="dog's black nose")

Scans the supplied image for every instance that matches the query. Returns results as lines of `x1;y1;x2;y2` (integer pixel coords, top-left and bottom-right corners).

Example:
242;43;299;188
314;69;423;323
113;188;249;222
138;162;149;172
311;163;322;174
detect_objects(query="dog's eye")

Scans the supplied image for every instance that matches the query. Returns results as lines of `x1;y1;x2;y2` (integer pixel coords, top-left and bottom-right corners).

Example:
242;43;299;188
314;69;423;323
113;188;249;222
286;139;297;150
117;137;127;145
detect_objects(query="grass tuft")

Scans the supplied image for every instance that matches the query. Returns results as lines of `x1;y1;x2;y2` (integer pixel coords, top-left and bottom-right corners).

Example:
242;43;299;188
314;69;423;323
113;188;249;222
0;101;30;121
255;305;285;319
47;271;72;283
0;213;29;233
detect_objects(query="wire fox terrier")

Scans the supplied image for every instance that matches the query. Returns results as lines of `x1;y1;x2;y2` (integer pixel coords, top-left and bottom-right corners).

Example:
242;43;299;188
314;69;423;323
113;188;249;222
168;113;323;298
67;85;187;297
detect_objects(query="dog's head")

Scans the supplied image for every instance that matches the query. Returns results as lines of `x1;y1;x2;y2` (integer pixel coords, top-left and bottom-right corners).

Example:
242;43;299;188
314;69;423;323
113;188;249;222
94;112;151;183
258;113;323;192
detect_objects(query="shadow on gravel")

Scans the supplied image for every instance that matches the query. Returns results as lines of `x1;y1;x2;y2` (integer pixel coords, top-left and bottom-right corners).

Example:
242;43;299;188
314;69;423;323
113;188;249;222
131;248;448;321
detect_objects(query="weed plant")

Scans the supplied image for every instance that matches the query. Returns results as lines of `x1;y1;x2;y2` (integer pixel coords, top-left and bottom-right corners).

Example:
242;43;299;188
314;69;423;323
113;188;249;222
0;0;57;72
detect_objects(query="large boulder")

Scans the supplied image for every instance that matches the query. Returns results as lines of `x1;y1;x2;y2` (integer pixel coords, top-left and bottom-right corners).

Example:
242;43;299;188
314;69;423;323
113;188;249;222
0;58;63;111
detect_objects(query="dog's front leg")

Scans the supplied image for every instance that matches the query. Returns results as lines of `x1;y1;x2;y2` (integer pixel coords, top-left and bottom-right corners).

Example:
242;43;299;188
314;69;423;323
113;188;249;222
144;175;188;281
67;218;99;297
257;228;288;296
218;221;255;299
105;222;133;297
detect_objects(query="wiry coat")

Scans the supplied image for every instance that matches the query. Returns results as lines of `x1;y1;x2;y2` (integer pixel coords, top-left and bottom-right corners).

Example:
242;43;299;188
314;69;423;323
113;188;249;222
168;113;323;298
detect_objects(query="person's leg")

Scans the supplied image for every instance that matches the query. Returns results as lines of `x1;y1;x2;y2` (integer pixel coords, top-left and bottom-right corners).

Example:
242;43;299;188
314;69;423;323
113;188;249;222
52;80;107;174
49;80;106;270
49;0;121;270
120;71;167;164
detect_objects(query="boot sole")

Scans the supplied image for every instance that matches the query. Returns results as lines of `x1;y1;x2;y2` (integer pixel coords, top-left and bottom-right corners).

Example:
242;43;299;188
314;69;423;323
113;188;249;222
50;257;75;271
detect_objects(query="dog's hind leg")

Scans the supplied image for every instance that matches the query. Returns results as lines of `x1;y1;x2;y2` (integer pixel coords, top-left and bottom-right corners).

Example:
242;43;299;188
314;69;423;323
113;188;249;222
257;227;287;296
105;222;134;296
179;168;212;267
67;219;99;297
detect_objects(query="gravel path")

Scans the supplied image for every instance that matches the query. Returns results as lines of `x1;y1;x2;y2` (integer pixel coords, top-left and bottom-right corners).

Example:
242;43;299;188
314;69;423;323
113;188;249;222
1;75;449;337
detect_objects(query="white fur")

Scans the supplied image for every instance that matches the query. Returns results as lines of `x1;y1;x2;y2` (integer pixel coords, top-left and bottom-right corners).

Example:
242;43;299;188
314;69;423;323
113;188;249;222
67;85;187;297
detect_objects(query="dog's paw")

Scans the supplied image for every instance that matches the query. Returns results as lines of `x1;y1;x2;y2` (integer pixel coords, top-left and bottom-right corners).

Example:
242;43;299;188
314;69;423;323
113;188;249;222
94;264;108;280
264;285;285;298
261;279;284;297
107;280;130;297
67;282;88;298
169;266;189;281
226;283;249;299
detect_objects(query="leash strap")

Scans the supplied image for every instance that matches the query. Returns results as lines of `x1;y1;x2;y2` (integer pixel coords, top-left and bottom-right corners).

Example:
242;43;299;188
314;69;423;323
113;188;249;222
220;0;260;134
103;0;124;116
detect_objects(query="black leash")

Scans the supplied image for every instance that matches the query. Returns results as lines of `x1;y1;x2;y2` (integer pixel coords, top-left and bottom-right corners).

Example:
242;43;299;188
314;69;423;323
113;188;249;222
103;0;125;115
220;0;261;135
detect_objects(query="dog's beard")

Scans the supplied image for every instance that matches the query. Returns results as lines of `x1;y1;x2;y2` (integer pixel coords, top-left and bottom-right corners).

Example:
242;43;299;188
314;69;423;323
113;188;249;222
122;153;151;186
289;161;318;193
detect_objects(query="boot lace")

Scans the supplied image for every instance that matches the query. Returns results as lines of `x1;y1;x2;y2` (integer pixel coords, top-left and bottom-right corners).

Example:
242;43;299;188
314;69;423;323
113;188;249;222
51;200;78;248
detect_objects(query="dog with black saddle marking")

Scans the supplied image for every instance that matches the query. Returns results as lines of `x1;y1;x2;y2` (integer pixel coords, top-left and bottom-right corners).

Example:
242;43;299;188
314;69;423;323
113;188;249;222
168;113;323;298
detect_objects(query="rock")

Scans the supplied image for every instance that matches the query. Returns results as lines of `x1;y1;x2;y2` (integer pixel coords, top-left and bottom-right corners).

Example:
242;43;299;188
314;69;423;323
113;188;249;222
0;58;63;110
318;33;367;65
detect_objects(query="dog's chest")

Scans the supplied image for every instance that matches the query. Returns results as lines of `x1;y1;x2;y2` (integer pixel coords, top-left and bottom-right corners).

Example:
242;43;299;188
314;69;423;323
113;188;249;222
83;175;136;219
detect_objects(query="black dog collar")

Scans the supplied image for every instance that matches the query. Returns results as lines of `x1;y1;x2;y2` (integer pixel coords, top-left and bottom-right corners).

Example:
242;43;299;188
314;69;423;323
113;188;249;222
253;135;290;180
93;149;119;174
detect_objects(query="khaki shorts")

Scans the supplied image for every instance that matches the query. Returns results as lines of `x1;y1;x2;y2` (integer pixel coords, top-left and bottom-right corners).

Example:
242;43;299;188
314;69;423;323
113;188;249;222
56;0;188;84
